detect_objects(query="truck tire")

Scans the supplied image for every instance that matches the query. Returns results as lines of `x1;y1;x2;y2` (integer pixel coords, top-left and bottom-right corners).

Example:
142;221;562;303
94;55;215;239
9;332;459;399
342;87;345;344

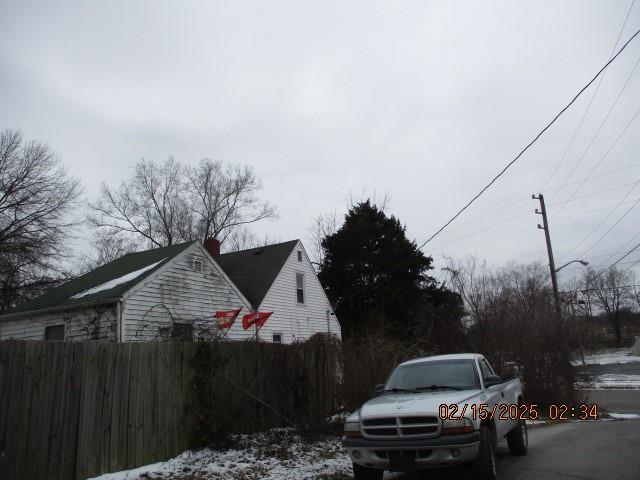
506;419;528;455
352;462;383;480
471;425;496;480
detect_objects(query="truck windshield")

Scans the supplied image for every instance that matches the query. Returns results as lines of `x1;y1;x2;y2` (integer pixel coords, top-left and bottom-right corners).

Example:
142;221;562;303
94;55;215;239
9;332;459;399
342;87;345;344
385;359;480;391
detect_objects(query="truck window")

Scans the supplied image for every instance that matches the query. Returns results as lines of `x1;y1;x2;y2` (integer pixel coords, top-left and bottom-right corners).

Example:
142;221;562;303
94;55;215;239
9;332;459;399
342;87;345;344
479;359;495;379
385;359;481;390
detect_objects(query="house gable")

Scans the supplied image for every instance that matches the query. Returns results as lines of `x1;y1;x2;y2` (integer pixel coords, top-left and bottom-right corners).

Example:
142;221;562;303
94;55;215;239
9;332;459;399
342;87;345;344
256;240;341;344
121;242;252;341
217;240;298;309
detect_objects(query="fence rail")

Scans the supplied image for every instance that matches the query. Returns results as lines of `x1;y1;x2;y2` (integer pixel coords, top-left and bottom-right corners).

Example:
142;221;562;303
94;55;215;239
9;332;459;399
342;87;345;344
0;338;339;480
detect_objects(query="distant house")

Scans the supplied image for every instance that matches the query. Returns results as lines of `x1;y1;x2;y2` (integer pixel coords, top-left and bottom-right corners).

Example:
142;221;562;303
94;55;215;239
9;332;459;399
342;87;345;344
0;239;340;344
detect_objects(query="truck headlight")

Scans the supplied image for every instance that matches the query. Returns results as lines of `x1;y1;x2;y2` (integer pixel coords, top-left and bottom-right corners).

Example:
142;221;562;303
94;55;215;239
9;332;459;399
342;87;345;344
343;422;362;438
441;417;474;434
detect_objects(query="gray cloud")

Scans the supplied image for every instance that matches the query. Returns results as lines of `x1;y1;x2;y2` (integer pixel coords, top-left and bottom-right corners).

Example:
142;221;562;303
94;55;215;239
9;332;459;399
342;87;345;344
2;0;639;283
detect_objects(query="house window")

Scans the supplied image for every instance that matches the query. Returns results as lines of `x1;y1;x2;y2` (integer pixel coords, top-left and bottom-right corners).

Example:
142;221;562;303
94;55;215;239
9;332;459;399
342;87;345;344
193;259;203;273
272;333;283;343
297;250;302;262
172;322;193;341
296;272;305;304
44;325;64;340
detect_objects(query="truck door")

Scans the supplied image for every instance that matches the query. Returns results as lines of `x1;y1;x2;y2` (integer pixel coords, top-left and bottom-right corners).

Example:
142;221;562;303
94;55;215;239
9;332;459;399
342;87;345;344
479;358;514;438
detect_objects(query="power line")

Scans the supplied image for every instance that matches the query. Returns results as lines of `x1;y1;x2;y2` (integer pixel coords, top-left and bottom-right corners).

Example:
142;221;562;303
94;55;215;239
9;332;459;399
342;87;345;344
440;163;640;237
554;197;640;221
544;162;640;192
596;238;640;276
577;187;640;259
558;175;640;260
583;230;640;268
432;195;640;255
552;68;640;216
419;28;640;250
622;257;640;274
542;0;637;191
430;181;640;252
551;180;639;205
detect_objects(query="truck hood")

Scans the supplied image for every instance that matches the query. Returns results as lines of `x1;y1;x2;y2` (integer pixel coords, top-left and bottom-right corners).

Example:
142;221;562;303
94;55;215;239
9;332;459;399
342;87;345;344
361;389;482;418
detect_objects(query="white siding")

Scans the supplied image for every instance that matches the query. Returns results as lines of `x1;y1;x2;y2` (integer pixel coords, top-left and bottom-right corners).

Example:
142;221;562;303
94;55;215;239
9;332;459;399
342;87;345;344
122;243;252;341
0;304;117;341
257;241;341;344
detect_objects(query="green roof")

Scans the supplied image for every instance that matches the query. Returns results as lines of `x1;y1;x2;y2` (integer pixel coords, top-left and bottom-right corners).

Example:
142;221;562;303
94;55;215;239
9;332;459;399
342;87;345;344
5;241;195;317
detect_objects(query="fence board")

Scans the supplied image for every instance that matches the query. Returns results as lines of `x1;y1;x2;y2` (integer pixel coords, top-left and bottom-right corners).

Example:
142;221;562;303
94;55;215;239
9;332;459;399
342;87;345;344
0;337;339;480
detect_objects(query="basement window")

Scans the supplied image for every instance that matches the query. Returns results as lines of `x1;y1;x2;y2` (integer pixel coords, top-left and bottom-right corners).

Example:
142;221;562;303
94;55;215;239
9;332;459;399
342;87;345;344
272;333;283;344
296;272;305;304
44;325;65;340
193;259;203;273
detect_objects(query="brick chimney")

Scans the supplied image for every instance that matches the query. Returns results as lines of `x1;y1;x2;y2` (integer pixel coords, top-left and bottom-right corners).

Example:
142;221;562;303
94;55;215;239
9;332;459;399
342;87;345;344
203;237;221;261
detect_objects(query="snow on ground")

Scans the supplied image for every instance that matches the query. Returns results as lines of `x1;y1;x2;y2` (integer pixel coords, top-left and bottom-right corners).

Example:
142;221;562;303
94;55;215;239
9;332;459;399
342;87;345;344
571;349;640;366
525;419;548;426
88;429;352;480
71;259;166;299
608;413;640;419
575;374;640;389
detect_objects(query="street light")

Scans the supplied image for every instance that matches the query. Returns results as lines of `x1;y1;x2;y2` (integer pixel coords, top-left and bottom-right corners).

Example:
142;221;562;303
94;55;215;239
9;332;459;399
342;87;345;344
554;259;589;273
553;259;589;315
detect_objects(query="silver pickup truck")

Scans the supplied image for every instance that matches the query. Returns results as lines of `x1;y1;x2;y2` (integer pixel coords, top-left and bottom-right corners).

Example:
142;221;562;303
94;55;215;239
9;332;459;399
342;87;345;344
342;353;528;480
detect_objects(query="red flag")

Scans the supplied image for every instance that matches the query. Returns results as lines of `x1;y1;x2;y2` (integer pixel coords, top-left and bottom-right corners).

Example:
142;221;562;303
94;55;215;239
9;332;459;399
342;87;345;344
242;311;273;330
215;308;242;329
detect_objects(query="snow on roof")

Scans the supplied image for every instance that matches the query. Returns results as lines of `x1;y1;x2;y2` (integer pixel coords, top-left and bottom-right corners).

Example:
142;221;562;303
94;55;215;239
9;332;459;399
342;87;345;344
70;258;167;299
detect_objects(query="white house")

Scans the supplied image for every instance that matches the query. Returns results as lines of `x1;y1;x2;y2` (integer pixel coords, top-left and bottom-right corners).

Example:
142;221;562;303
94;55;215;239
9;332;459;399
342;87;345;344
218;239;340;344
0;239;341;344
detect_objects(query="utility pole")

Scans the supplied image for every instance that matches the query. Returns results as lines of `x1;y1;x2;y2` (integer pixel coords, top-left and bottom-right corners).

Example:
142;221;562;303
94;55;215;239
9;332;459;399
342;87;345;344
532;193;561;314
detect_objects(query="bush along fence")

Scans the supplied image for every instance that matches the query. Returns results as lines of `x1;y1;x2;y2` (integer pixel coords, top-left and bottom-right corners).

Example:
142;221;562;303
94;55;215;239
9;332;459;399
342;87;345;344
0;336;341;480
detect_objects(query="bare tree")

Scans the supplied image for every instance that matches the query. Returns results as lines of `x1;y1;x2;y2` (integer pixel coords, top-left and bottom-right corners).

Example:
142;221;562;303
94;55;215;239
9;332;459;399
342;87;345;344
223;227;278;253
185;159;276;244
89;157;187;248
77;228;139;272
583;267;632;346
88;157;276;254
444;256;574;407
307;210;339;266
0;129;81;310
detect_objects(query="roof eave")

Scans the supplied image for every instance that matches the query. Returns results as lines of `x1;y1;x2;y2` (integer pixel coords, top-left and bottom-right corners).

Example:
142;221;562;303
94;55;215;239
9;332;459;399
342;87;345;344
0;297;121;321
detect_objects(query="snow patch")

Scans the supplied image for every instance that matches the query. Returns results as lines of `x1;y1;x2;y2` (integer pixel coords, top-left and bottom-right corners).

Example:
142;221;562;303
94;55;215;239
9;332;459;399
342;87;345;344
71;259;167;299
526;419;548;426
609;413;640;419
87;430;351;480
571;349;640;366
576;374;640;389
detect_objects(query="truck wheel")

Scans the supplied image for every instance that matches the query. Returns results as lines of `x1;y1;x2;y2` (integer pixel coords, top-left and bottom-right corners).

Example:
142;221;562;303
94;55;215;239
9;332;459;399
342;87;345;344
506;419;528;455
352;462;383;480
472;425;496;480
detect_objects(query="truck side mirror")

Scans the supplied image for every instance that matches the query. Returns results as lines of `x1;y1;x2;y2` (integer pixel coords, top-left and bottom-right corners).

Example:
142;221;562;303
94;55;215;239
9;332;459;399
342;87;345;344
484;375;502;387
374;383;385;395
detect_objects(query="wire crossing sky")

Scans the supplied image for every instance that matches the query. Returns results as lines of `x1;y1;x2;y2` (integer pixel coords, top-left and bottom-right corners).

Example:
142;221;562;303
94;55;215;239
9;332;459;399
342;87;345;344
2;1;640;279
419;27;640;251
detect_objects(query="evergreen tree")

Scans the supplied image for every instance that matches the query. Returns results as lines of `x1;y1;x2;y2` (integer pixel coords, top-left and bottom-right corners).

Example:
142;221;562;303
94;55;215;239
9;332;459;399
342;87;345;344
318;201;435;339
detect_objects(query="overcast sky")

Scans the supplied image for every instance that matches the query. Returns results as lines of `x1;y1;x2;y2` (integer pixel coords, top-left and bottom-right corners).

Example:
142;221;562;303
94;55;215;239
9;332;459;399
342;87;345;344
2;1;640;284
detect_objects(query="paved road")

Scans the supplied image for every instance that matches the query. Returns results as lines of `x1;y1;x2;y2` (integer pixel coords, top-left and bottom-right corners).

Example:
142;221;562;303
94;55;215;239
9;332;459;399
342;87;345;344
577;388;640;413
384;419;640;480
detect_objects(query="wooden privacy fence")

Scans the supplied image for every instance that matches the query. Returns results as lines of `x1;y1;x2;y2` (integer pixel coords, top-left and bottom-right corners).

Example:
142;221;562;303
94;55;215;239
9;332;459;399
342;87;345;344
0;337;340;480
